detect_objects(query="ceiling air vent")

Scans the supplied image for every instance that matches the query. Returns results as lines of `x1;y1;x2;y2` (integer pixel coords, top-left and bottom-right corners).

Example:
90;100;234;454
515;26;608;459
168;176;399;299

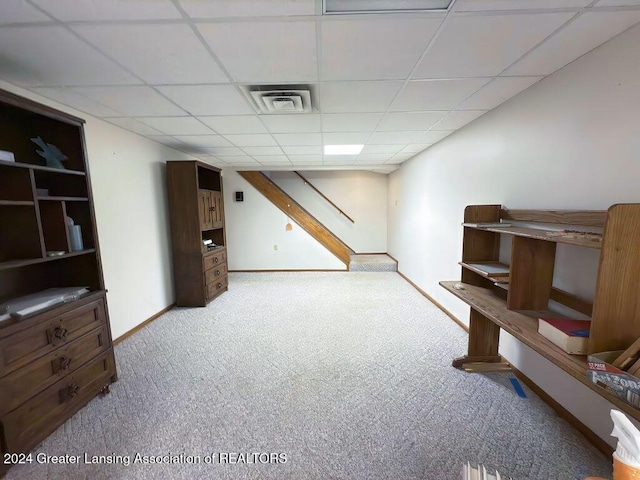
246;86;313;114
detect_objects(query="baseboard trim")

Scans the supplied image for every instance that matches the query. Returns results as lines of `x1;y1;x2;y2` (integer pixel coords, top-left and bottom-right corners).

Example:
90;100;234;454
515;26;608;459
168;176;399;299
386;253;398;263
397;270;469;333
228;269;347;273
509;365;613;457
397;269;612;457
113;303;176;346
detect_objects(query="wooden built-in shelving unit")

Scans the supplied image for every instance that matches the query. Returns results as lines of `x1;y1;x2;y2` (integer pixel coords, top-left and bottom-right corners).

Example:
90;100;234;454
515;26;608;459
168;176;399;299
442;203;640;422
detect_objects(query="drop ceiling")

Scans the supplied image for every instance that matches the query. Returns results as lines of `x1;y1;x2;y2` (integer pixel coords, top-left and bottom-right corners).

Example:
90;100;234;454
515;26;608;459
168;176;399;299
1;0;639;174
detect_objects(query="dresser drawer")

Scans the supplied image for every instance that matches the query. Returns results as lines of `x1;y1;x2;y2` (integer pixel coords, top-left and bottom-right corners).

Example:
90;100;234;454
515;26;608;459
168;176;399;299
203;248;226;271
1;349;115;454
205;263;227;285
0;326;110;416
0;296;107;378
206;275;228;300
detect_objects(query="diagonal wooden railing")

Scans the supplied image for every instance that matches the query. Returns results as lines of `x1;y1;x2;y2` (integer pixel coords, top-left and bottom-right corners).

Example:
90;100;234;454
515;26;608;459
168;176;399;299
238;171;354;266
293;171;355;223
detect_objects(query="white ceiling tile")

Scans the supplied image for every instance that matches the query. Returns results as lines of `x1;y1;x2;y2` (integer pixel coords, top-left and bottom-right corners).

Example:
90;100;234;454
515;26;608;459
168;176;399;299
172;135;233;148
282;145;323;155
0;26;139;86
415;131;454;143
261;114;321;133
241;146;284;155
391;79;490;111
454;0;593;11
178;0;316;18
201;147;246;156
30;0;181;20
414;13;574;78
323;132;371;144
376;112;447;131
197;21;317;82
254;156;292;163
288;155;323;163
320;81;404;113
356;153;394;162
223;134;277;147
595;0;640;5
389;153;416;161
506;11;640;76
73;24;228;84
32;87;122;117
320;17;442;81
137;117;214;135
431;110;487;130
74;86;186;116
321;113;383;132
157;85;253;116
400;144;431;154
198;116;267;134
457;76;542;110
368;131;423;144
361;145;404;154
0;0;52;23
215;155;255;162
323;156;356;165
273;133;322;145
105;117;164;136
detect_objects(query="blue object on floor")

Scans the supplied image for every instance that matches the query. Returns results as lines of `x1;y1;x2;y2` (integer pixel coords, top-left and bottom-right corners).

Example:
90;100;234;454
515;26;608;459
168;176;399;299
510;378;527;398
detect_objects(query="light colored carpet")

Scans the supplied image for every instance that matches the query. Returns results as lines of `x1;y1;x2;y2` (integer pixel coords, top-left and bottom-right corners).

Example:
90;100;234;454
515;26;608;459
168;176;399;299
7;272;612;480
349;254;398;272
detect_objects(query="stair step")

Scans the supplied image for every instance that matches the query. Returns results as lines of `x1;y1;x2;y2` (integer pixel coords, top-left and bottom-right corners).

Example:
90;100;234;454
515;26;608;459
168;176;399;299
349;254;397;272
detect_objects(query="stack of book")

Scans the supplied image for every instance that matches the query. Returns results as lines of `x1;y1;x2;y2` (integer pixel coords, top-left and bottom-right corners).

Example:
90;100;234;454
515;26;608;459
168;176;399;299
537;317;591;355
462;462;510;479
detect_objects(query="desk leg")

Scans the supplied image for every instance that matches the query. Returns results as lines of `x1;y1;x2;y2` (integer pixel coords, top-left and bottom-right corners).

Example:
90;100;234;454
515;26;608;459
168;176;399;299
453;309;502;368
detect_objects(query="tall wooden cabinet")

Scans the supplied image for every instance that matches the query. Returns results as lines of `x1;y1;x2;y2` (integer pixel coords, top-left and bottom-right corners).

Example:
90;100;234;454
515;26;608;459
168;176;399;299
0;89;117;475
166;161;228;307
441;204;640;421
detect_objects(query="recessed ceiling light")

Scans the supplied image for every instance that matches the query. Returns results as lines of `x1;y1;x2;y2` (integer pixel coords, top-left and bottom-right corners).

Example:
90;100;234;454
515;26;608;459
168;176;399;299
323;0;453;14
324;144;364;155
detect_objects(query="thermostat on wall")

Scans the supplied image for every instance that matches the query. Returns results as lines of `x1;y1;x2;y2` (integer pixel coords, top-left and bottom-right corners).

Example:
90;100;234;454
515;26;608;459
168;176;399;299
235;191;244;202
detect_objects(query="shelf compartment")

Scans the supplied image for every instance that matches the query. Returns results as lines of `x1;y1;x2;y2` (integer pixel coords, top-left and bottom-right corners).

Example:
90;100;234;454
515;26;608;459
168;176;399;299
440;280;640;422
34;170;88;198
38;201;71;254
0;164;34;202
64;202;95;250
0;159;85;176
460;261;509;283
469;225;602;249
0;249;96;271
0;205;43;263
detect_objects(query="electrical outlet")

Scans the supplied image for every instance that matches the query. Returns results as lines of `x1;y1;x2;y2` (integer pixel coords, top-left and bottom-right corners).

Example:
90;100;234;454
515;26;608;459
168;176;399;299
274;244;278;251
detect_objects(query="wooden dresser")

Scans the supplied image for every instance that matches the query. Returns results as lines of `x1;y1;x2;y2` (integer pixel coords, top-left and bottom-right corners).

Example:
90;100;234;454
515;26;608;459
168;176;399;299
166;161;228;307
0;89;117;476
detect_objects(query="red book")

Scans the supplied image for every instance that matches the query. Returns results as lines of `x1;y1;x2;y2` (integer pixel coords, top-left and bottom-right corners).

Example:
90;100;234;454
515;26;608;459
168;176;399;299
538;318;591;355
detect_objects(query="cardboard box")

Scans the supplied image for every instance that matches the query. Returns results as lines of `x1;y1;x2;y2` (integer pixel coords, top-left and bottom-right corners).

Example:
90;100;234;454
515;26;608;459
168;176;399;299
588;351;640;410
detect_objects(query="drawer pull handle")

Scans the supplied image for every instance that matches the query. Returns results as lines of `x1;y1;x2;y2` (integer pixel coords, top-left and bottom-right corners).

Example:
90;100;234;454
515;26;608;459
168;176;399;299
217;282;222;289
215;270;220;276
59;356;72;371
214;257;219;263
60;383;79;403
50;326;68;345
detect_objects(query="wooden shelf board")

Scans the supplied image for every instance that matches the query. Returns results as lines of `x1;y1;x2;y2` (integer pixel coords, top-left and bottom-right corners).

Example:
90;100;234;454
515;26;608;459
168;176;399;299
440;280;640;422
469;225;602;249
460;261;510;279
0;249;96;270
0;200;34;206
38;196;89;202
0;159;85;176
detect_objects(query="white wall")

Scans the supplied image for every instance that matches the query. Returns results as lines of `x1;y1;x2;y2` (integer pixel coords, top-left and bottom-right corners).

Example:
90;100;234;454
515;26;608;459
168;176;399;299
223;169;346;270
0;80;193;340
388;23;640;445
269;170;388;253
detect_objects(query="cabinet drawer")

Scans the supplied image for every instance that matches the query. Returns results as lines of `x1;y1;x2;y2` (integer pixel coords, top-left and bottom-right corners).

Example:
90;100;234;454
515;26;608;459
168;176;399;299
0;326;110;416
0;297;107;378
203;249;226;271
1;350;115;454
205;263;227;285
206;275;228;300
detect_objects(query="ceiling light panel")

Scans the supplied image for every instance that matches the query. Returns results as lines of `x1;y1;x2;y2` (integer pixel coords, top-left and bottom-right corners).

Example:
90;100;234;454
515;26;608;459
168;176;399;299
323;0;452;14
